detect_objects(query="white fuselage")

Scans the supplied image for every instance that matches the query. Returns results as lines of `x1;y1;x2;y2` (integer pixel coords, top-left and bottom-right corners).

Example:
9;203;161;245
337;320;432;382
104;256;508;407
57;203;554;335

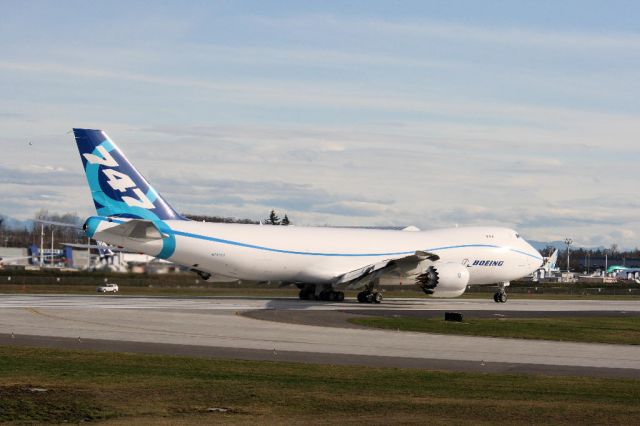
91;219;543;286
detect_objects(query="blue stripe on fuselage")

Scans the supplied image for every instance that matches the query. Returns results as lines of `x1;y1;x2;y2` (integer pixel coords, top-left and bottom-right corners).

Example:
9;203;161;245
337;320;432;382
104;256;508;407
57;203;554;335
93;217;543;261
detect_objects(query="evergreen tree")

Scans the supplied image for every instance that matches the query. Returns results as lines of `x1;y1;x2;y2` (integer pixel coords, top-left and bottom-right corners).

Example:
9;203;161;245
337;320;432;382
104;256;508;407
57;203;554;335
281;214;290;226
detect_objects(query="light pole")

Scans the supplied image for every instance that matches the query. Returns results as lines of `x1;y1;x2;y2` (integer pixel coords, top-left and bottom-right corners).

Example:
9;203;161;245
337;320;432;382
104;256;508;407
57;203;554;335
565;238;573;273
40;223;44;267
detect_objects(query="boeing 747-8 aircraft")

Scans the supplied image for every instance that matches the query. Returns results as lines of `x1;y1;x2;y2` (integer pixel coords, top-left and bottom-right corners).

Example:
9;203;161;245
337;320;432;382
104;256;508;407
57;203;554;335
73;129;543;303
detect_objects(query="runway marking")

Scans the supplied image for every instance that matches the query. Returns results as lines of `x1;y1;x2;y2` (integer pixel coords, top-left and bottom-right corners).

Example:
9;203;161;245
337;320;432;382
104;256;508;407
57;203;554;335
26;307;43;317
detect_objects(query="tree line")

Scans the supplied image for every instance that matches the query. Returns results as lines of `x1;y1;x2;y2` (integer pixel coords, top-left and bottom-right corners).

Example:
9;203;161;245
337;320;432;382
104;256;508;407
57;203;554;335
0;210;85;248
540;244;640;271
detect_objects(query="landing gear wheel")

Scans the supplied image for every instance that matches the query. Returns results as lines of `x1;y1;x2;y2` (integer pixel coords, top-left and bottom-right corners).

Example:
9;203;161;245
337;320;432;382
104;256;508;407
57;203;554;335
299;288;315;300
357;291;382;304
317;289;346;302
493;291;507;303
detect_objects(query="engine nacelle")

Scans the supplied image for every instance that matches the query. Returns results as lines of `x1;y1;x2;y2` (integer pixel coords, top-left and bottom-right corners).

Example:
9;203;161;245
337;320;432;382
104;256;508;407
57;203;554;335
415;262;470;298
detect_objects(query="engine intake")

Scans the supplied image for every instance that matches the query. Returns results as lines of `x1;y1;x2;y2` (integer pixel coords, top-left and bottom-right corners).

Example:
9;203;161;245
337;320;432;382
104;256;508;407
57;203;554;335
415;263;470;298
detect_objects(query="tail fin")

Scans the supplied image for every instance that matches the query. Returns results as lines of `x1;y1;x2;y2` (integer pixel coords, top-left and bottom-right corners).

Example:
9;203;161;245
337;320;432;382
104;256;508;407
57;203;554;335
73;128;183;221
96;241;115;260
543;249;559;272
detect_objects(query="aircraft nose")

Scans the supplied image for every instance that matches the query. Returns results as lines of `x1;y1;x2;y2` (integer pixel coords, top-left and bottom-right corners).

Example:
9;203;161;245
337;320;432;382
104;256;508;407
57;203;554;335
524;239;544;269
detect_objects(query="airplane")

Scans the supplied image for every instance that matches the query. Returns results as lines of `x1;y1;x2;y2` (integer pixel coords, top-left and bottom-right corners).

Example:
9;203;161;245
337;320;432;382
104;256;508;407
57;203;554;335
542;249;559;274
72;128;543;303
607;265;640;280
607;265;631;274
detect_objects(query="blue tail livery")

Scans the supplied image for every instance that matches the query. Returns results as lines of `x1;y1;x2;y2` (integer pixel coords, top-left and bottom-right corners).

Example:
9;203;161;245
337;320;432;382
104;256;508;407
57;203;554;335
73;128;184;221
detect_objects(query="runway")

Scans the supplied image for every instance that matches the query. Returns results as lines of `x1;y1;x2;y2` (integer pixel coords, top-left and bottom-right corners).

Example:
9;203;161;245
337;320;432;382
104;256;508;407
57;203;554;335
1;295;640;378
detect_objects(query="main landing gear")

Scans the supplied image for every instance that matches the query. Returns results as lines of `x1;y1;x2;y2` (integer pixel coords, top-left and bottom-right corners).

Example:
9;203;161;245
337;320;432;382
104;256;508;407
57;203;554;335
493;282;509;303
298;284;344;302
356;282;383;304
296;283;381;303
357;290;383;304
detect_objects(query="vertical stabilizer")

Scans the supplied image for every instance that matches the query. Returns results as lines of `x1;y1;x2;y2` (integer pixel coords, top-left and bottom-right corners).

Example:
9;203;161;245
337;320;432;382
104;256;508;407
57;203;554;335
73;128;183;221
544;249;559;272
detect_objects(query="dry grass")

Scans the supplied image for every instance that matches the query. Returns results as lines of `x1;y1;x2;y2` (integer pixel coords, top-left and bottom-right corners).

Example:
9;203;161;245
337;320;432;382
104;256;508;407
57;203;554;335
1;346;640;424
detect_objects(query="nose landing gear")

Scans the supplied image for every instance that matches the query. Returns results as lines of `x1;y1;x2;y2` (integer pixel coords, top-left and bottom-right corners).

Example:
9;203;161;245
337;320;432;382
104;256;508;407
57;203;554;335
493;282;509;303
493;291;507;303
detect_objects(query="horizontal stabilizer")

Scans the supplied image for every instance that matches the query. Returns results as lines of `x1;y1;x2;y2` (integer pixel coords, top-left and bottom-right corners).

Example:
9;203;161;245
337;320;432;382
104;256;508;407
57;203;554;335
101;219;167;241
61;242;134;253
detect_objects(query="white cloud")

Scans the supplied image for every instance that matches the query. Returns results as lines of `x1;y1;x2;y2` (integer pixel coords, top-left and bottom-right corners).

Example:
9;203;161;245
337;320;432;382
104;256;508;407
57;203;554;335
1;11;640;248
251;15;640;50
3;59;639;138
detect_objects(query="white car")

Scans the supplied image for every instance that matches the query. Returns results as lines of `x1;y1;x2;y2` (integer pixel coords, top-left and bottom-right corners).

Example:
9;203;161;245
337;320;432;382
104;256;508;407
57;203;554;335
97;283;119;293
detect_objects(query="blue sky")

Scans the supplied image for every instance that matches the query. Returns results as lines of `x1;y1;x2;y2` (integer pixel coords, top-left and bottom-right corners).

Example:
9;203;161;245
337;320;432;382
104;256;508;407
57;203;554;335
1;1;639;248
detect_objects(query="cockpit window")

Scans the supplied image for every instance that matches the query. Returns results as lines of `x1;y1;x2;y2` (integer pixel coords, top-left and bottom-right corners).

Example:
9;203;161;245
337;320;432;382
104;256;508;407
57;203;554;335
515;233;520;238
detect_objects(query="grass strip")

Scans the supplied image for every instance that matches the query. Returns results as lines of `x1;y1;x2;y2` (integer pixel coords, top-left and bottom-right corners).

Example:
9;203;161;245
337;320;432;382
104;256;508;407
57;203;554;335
350;316;640;345
1;345;640;424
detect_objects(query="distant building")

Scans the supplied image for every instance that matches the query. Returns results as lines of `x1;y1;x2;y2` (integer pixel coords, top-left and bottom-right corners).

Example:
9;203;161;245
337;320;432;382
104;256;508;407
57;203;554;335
576;256;640;271
28;245;74;267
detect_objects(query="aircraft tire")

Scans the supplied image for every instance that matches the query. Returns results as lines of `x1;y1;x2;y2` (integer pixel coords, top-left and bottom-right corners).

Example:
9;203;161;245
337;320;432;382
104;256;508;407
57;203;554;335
499;292;507;303
336;291;345;302
299;288;315;300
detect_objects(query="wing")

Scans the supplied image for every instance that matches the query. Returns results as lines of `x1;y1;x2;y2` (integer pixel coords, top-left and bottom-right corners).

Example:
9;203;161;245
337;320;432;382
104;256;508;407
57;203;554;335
332;251;439;289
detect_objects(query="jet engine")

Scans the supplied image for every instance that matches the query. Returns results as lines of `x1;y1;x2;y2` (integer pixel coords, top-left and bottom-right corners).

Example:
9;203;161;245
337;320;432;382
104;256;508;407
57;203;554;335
415;262;470;298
